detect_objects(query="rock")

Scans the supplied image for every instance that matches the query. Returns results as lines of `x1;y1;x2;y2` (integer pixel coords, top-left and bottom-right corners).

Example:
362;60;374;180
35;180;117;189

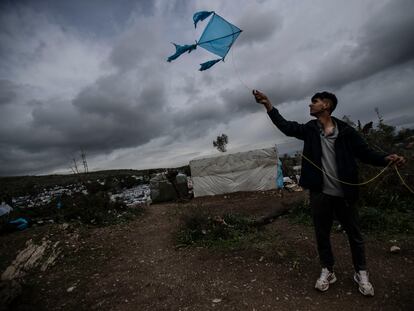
2;239;62;281
390;246;401;253
67;286;75;292
2;239;49;281
41;242;62;272
276;251;285;258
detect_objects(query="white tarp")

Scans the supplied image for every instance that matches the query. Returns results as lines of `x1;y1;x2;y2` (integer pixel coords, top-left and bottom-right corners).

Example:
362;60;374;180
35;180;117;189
0;203;13;217
190;147;279;197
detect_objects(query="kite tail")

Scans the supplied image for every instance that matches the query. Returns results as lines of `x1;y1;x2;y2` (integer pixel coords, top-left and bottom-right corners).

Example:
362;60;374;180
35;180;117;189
167;43;197;62
199;58;222;71
193;11;214;28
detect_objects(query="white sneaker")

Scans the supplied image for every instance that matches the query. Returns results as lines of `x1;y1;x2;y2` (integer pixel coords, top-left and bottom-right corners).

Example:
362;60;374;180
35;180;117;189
354;270;374;296
315;268;337;292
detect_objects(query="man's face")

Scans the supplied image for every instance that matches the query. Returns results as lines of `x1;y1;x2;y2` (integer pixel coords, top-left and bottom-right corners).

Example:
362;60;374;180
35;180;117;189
309;98;330;117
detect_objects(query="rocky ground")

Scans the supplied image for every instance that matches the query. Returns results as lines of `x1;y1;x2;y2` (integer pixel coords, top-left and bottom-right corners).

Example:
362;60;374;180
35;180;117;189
1;191;413;311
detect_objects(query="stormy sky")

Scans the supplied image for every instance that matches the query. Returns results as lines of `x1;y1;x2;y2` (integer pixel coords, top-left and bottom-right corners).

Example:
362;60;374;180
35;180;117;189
1;0;413;176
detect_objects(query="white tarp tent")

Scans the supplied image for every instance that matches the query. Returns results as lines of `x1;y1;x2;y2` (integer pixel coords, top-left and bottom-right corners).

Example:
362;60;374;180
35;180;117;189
189;147;279;197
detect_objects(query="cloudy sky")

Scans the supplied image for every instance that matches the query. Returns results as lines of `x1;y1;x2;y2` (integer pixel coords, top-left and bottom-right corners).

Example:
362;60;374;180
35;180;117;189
1;0;413;176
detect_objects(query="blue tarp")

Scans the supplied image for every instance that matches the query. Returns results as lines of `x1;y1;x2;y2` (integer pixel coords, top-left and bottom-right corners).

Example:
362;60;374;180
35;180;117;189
277;159;284;189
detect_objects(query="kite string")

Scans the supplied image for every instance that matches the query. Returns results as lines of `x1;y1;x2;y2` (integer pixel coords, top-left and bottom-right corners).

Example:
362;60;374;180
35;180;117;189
230;38;253;92
395;166;414;194
301;153;391;186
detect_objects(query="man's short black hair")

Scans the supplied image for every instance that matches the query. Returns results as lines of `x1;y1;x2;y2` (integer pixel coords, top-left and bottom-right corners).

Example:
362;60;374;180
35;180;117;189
311;91;338;113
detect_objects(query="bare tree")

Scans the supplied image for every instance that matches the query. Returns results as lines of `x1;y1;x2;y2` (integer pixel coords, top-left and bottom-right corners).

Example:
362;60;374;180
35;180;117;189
69;149;89;184
213;134;229;152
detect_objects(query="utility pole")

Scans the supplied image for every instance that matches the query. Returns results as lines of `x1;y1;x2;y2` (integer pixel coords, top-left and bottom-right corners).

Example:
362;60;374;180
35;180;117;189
81;148;89;173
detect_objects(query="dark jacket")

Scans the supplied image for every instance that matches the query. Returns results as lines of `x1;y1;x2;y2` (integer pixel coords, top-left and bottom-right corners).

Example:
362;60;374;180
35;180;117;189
268;107;389;202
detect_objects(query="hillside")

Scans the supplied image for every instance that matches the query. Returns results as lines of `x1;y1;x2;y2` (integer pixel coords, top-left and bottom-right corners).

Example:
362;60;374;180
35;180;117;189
1;191;413;311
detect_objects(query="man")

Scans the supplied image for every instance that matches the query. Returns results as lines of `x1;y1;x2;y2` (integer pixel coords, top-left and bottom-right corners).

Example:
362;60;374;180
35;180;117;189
253;90;405;296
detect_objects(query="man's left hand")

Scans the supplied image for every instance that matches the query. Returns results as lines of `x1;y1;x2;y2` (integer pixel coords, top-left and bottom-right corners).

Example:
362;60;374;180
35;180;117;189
385;154;406;167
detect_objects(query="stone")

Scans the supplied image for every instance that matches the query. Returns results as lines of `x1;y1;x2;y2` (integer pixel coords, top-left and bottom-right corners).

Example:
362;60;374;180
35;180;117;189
390;245;401;253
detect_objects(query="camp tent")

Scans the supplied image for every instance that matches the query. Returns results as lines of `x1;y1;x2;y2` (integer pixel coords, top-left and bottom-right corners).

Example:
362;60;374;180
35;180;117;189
189;147;280;197
150;172;189;202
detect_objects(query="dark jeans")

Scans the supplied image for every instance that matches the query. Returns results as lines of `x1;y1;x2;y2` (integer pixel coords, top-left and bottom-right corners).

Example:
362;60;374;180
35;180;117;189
310;191;366;272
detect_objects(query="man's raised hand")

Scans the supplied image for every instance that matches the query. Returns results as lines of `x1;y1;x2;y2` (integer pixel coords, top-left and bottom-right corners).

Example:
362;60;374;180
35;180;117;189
253;90;272;111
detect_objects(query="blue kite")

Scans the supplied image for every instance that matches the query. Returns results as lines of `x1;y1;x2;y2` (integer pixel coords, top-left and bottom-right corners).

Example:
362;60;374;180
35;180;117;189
167;11;242;71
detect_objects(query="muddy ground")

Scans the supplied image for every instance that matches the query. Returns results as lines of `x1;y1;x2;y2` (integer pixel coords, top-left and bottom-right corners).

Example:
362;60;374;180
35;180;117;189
1;190;413;311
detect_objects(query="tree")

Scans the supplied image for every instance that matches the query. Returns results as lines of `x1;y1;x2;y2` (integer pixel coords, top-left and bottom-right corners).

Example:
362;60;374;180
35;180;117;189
213;134;229;152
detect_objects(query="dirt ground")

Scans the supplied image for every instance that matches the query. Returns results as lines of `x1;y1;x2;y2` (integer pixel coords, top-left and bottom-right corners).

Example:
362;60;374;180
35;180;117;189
1;190;413;311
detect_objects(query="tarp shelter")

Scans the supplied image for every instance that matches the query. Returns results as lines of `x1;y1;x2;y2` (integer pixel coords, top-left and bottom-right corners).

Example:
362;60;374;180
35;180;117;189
0;203;12;218
150;173;177;203
0;202;13;225
189;147;280;197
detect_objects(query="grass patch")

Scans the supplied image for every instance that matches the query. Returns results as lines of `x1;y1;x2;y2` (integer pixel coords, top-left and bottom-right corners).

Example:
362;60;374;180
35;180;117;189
358;205;414;234
176;208;271;249
287;198;312;226
288;198;414;235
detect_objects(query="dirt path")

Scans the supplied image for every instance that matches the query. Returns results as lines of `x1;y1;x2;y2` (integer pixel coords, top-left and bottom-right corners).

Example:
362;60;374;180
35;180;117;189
2;191;413;310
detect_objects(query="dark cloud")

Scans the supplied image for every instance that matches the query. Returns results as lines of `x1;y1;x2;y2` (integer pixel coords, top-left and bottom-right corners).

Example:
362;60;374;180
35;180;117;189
0;70;173;175
312;0;414;91
0;0;155;38
253;0;414;107
0;0;413;176
0;144;73;176
237;10;282;46
0;80;17;105
220;88;257;114
35;75;170;152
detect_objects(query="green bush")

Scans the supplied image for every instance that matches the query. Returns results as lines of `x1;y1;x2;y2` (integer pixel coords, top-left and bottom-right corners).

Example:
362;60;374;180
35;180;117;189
176;209;259;248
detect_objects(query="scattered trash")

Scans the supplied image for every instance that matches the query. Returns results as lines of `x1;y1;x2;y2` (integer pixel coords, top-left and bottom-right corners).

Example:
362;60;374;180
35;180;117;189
284;183;303;192
1;218;30;234
110;184;150;207
0;203;13;218
12;184;87;209
390;245;401;253
66;286;75;292
212;298;222;303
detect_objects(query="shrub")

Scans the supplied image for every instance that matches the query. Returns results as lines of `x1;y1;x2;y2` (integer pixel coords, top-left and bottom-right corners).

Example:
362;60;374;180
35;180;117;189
176;208;259;248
